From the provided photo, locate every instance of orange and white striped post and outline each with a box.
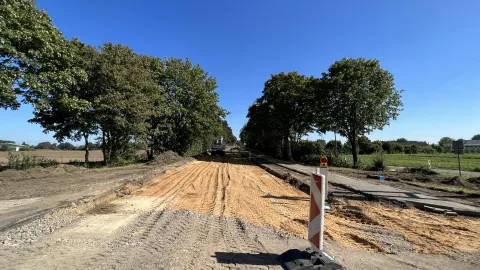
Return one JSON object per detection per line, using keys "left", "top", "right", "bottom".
{"left": 279, "top": 172, "right": 342, "bottom": 269}
{"left": 308, "top": 172, "right": 326, "bottom": 252}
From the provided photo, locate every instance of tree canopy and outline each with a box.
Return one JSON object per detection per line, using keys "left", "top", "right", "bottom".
{"left": 0, "top": 0, "right": 87, "bottom": 110}
{"left": 319, "top": 58, "right": 403, "bottom": 167}
{"left": 241, "top": 59, "right": 403, "bottom": 165}
{"left": 29, "top": 38, "right": 100, "bottom": 162}
{"left": 2, "top": 1, "right": 230, "bottom": 165}
{"left": 57, "top": 142, "right": 76, "bottom": 150}
{"left": 439, "top": 137, "right": 453, "bottom": 153}
{"left": 472, "top": 134, "right": 480, "bottom": 140}
{"left": 241, "top": 72, "right": 314, "bottom": 160}
{"left": 220, "top": 120, "right": 237, "bottom": 145}
{"left": 36, "top": 141, "right": 56, "bottom": 150}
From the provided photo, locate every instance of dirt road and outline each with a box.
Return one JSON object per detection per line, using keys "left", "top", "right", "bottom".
{"left": 1, "top": 157, "right": 479, "bottom": 269}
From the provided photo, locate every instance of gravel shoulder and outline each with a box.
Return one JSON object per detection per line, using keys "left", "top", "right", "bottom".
{"left": 0, "top": 158, "right": 191, "bottom": 231}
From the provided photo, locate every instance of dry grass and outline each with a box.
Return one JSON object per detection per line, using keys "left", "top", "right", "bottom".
{"left": 0, "top": 150, "right": 104, "bottom": 163}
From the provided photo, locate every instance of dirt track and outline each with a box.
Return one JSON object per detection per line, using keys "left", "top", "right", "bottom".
{"left": 1, "top": 157, "right": 479, "bottom": 269}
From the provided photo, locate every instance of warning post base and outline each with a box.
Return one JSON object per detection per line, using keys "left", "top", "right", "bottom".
{"left": 279, "top": 248, "right": 343, "bottom": 269}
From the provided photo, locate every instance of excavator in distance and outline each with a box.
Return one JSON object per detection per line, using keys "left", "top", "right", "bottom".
{"left": 210, "top": 137, "right": 226, "bottom": 156}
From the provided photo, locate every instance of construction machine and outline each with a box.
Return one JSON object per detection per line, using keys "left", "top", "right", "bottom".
{"left": 211, "top": 137, "right": 226, "bottom": 156}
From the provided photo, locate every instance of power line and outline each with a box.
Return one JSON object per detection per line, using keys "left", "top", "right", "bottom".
{"left": 431, "top": 55, "right": 480, "bottom": 91}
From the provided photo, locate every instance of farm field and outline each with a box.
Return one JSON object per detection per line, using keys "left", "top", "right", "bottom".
{"left": 0, "top": 150, "right": 104, "bottom": 163}
{"left": 341, "top": 153, "right": 480, "bottom": 172}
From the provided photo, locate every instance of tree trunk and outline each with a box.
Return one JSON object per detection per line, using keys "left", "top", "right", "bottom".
{"left": 84, "top": 134, "right": 89, "bottom": 165}
{"left": 107, "top": 132, "right": 113, "bottom": 164}
{"left": 101, "top": 130, "right": 108, "bottom": 165}
{"left": 147, "top": 149, "right": 153, "bottom": 161}
{"left": 147, "top": 136, "right": 155, "bottom": 161}
{"left": 350, "top": 133, "right": 359, "bottom": 168}
{"left": 283, "top": 133, "right": 292, "bottom": 161}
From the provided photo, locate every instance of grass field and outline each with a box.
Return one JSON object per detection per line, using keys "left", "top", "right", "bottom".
{"left": 340, "top": 153, "right": 480, "bottom": 172}
{"left": 0, "top": 150, "right": 104, "bottom": 163}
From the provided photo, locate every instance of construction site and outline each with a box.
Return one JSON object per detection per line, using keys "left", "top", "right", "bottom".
{"left": 1, "top": 150, "right": 479, "bottom": 270}
{"left": 3, "top": 1, "right": 480, "bottom": 269}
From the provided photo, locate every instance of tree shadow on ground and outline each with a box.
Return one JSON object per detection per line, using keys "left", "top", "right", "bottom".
{"left": 194, "top": 153, "right": 258, "bottom": 166}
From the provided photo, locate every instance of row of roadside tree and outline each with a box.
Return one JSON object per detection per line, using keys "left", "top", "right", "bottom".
{"left": 240, "top": 59, "right": 404, "bottom": 167}
{"left": 1, "top": 0, "right": 234, "bottom": 164}
{"left": 290, "top": 135, "right": 480, "bottom": 165}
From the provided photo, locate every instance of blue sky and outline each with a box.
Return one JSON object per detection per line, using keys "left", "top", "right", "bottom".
{"left": 1, "top": 0, "right": 480, "bottom": 145}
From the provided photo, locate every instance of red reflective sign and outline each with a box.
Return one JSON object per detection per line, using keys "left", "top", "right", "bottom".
{"left": 320, "top": 156, "right": 328, "bottom": 164}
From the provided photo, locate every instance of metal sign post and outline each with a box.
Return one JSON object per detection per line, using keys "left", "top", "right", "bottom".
{"left": 457, "top": 152, "right": 461, "bottom": 177}
{"left": 452, "top": 140, "right": 464, "bottom": 176}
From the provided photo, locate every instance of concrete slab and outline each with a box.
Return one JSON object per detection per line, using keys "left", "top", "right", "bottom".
{"left": 254, "top": 154, "right": 480, "bottom": 217}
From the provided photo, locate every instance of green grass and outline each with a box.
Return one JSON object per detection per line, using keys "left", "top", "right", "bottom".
{"left": 340, "top": 153, "right": 480, "bottom": 172}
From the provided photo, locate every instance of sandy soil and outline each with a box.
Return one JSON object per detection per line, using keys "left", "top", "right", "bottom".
{"left": 141, "top": 159, "right": 480, "bottom": 255}
{"left": 0, "top": 160, "right": 189, "bottom": 231}
{"left": 0, "top": 157, "right": 479, "bottom": 269}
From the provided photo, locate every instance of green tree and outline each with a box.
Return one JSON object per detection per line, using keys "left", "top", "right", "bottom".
{"left": 396, "top": 138, "right": 408, "bottom": 142}
{"left": 431, "top": 143, "right": 443, "bottom": 153}
{"left": 160, "top": 58, "right": 227, "bottom": 156}
{"left": 256, "top": 72, "right": 314, "bottom": 160}
{"left": 1, "top": 0, "right": 87, "bottom": 110}
{"left": 371, "top": 140, "right": 383, "bottom": 153}
{"left": 472, "top": 134, "right": 480, "bottom": 140}
{"left": 325, "top": 140, "right": 342, "bottom": 154}
{"left": 29, "top": 39, "right": 100, "bottom": 163}
{"left": 36, "top": 141, "right": 56, "bottom": 150}
{"left": 241, "top": 101, "right": 283, "bottom": 157}
{"left": 291, "top": 140, "right": 325, "bottom": 161}
{"left": 390, "top": 143, "right": 404, "bottom": 154}
{"left": 57, "top": 142, "right": 76, "bottom": 150}
{"left": 95, "top": 43, "right": 163, "bottom": 164}
{"left": 320, "top": 58, "right": 403, "bottom": 167}
{"left": 439, "top": 137, "right": 454, "bottom": 153}
{"left": 220, "top": 120, "right": 237, "bottom": 145}
{"left": 418, "top": 145, "right": 435, "bottom": 154}
{"left": 137, "top": 55, "right": 170, "bottom": 160}
{"left": 382, "top": 141, "right": 391, "bottom": 153}
{"left": 404, "top": 144, "right": 418, "bottom": 154}
{"left": 342, "top": 141, "right": 352, "bottom": 154}
{"left": 77, "top": 142, "right": 100, "bottom": 151}
{"left": 358, "top": 135, "right": 374, "bottom": 154}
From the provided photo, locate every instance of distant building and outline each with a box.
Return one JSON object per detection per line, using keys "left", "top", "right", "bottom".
{"left": 464, "top": 140, "right": 480, "bottom": 150}
{"left": 0, "top": 143, "right": 25, "bottom": 151}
